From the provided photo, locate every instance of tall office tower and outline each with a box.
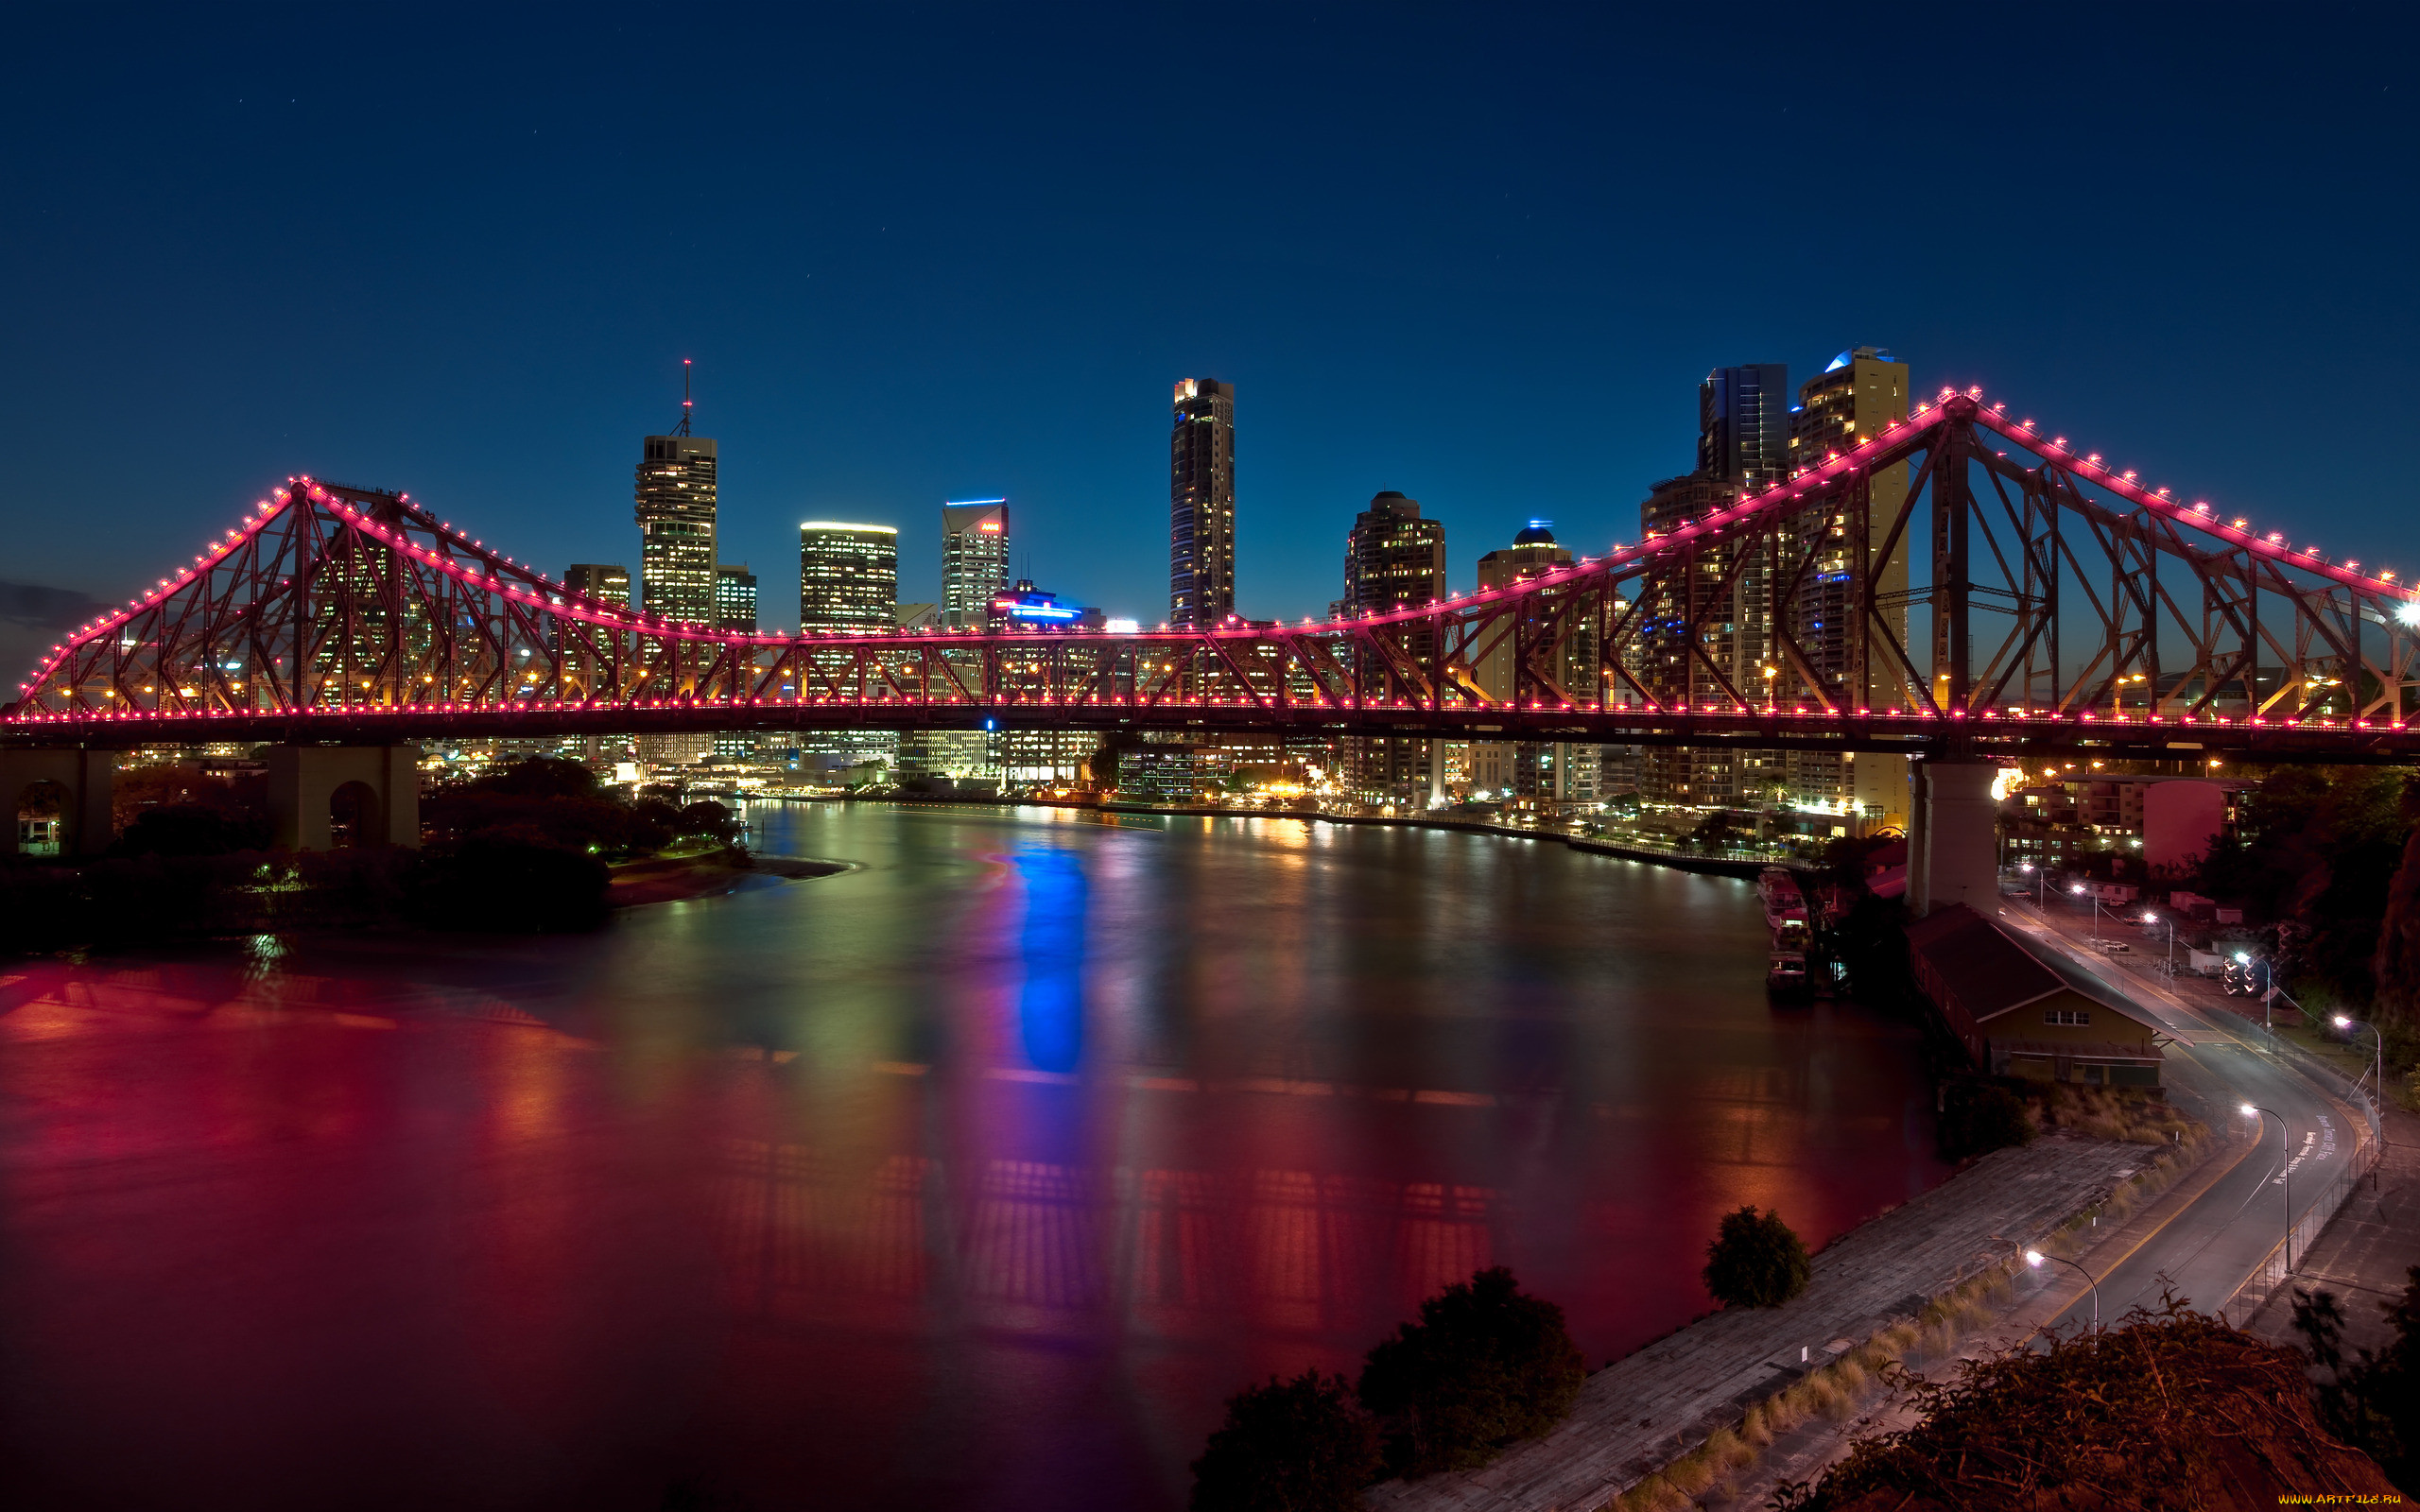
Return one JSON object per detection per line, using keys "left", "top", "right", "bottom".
{"left": 1473, "top": 522, "right": 1597, "bottom": 808}
{"left": 1700, "top": 364, "right": 1792, "bottom": 486}
{"left": 634, "top": 373, "right": 719, "bottom": 624}
{"left": 797, "top": 523, "right": 900, "bottom": 629}
{"left": 562, "top": 563, "right": 631, "bottom": 609}
{"left": 710, "top": 560, "right": 760, "bottom": 760}
{"left": 1341, "top": 491, "right": 1446, "bottom": 802}
{"left": 1783, "top": 347, "right": 1913, "bottom": 828}
{"left": 1169, "top": 378, "right": 1236, "bottom": 627}
{"left": 941, "top": 498, "right": 1011, "bottom": 628}
{"left": 715, "top": 564, "right": 758, "bottom": 632}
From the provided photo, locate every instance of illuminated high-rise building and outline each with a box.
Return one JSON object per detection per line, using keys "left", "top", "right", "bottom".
{"left": 1169, "top": 378, "right": 1236, "bottom": 627}
{"left": 1473, "top": 522, "right": 1596, "bottom": 807}
{"left": 1700, "top": 363, "right": 1791, "bottom": 487}
{"left": 1341, "top": 491, "right": 1445, "bottom": 802}
{"left": 562, "top": 563, "right": 630, "bottom": 610}
{"left": 942, "top": 498, "right": 1011, "bottom": 628}
{"left": 798, "top": 523, "right": 899, "bottom": 631}
{"left": 715, "top": 563, "right": 758, "bottom": 633}
{"left": 634, "top": 368, "right": 717, "bottom": 624}
{"left": 1784, "top": 346, "right": 1913, "bottom": 827}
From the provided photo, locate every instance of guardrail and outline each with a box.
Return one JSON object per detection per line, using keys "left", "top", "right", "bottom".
{"left": 2221, "top": 988, "right": 2384, "bottom": 1315}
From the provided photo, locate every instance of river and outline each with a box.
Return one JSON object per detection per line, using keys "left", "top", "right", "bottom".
{"left": 0, "top": 802, "right": 1950, "bottom": 1511}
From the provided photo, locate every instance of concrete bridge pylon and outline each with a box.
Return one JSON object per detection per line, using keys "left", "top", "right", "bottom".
{"left": 1908, "top": 759, "right": 2002, "bottom": 918}
{"left": 267, "top": 745, "right": 422, "bottom": 851}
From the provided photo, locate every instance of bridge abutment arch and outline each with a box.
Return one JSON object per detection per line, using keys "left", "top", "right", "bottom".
{"left": 267, "top": 746, "right": 421, "bottom": 850}
{"left": 2, "top": 748, "right": 116, "bottom": 856}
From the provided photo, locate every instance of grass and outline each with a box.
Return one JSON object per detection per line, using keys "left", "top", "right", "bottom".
{"left": 1596, "top": 1135, "right": 2213, "bottom": 1512}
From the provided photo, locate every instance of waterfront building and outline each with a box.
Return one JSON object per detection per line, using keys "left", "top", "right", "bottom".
{"left": 982, "top": 579, "right": 1104, "bottom": 632}
{"left": 1169, "top": 378, "right": 1236, "bottom": 627}
{"left": 1906, "top": 903, "right": 2164, "bottom": 1087}
{"left": 715, "top": 564, "right": 758, "bottom": 633}
{"left": 635, "top": 416, "right": 718, "bottom": 624}
{"left": 797, "top": 522, "right": 901, "bottom": 773}
{"left": 1118, "top": 743, "right": 1232, "bottom": 805}
{"left": 1472, "top": 521, "right": 1598, "bottom": 808}
{"left": 942, "top": 499, "right": 1011, "bottom": 629}
{"left": 896, "top": 602, "right": 942, "bottom": 630}
{"left": 1342, "top": 491, "right": 1445, "bottom": 803}
{"left": 797, "top": 523, "right": 899, "bottom": 630}
{"left": 562, "top": 563, "right": 631, "bottom": 610}
{"left": 1784, "top": 348, "right": 1913, "bottom": 820}
{"left": 1634, "top": 471, "right": 1777, "bottom": 808}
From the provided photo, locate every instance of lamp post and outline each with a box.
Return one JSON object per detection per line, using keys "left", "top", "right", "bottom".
{"left": 2141, "top": 911, "right": 2177, "bottom": 973}
{"left": 2026, "top": 1247, "right": 2102, "bottom": 1326}
{"left": 2070, "top": 882, "right": 2102, "bottom": 940}
{"left": 2242, "top": 1104, "right": 2293, "bottom": 1272}
{"left": 2333, "top": 1015, "right": 2385, "bottom": 1108}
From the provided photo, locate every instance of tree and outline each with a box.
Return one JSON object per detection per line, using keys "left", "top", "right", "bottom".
{"left": 1188, "top": 1371, "right": 1380, "bottom": 1512}
{"left": 2294, "top": 1265, "right": 2420, "bottom": 1493}
{"left": 1936, "top": 1082, "right": 2035, "bottom": 1160}
{"left": 413, "top": 825, "right": 610, "bottom": 932}
{"left": 110, "top": 802, "right": 268, "bottom": 857}
{"left": 1702, "top": 1205, "right": 1811, "bottom": 1309}
{"left": 472, "top": 755, "right": 601, "bottom": 799}
{"left": 1356, "top": 1267, "right": 1586, "bottom": 1477}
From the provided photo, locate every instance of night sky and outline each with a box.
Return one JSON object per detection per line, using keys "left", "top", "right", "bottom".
{"left": 3, "top": 4, "right": 2414, "bottom": 672}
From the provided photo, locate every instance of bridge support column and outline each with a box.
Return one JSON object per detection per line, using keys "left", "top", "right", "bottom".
{"left": 1, "top": 748, "right": 116, "bottom": 856}
{"left": 267, "top": 745, "right": 422, "bottom": 851}
{"left": 1908, "top": 760, "right": 2000, "bottom": 918}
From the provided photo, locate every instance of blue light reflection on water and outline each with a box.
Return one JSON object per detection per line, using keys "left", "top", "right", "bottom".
{"left": 1011, "top": 841, "right": 1087, "bottom": 1074}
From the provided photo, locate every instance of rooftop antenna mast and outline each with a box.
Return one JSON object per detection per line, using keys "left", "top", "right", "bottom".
{"left": 673, "top": 358, "right": 694, "bottom": 436}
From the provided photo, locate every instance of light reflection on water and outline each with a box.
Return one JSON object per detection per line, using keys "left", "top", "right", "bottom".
{"left": 0, "top": 803, "right": 1947, "bottom": 1512}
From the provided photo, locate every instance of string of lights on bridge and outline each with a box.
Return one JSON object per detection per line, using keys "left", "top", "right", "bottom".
{"left": 13, "top": 385, "right": 2420, "bottom": 732}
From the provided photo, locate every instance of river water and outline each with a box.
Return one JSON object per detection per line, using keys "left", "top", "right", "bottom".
{"left": 0, "top": 803, "right": 1949, "bottom": 1511}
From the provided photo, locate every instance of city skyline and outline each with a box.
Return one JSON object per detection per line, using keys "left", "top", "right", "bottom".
{"left": 5, "top": 6, "right": 2412, "bottom": 685}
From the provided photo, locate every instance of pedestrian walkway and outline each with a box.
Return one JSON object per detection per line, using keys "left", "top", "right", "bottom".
{"left": 1365, "top": 1134, "right": 2155, "bottom": 1512}
{"left": 2241, "top": 1096, "right": 2420, "bottom": 1358}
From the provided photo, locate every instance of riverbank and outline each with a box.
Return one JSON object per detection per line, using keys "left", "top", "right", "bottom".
{"left": 606, "top": 850, "right": 849, "bottom": 907}
{"left": 752, "top": 792, "right": 1791, "bottom": 879}
{"left": 1366, "top": 1129, "right": 2207, "bottom": 1512}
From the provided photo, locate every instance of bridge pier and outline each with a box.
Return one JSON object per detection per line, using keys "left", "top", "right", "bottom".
{"left": 267, "top": 745, "right": 422, "bottom": 850}
{"left": 1907, "top": 760, "right": 2000, "bottom": 917}
{"left": 2, "top": 748, "right": 116, "bottom": 856}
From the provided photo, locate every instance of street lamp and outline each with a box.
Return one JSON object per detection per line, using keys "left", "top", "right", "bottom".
{"left": 2141, "top": 911, "right": 2177, "bottom": 973}
{"left": 2070, "top": 882, "right": 2102, "bottom": 939}
{"left": 2241, "top": 1104, "right": 2293, "bottom": 1272}
{"left": 1762, "top": 663, "right": 1778, "bottom": 713}
{"left": 2333, "top": 1014, "right": 2386, "bottom": 1108}
{"left": 2026, "top": 1247, "right": 2101, "bottom": 1326}
{"left": 2019, "top": 861, "right": 2047, "bottom": 908}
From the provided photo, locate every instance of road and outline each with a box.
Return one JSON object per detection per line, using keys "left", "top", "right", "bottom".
{"left": 1992, "top": 895, "right": 2373, "bottom": 1332}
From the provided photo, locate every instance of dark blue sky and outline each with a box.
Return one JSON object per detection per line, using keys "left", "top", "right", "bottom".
{"left": 4, "top": 4, "right": 2414, "bottom": 660}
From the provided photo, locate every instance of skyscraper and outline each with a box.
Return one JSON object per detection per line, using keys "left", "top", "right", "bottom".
{"left": 715, "top": 563, "right": 758, "bottom": 633}
{"left": 562, "top": 563, "right": 631, "bottom": 609}
{"left": 942, "top": 498, "right": 1011, "bottom": 629}
{"left": 1473, "top": 522, "right": 1597, "bottom": 807}
{"left": 1699, "top": 364, "right": 1791, "bottom": 486}
{"left": 1169, "top": 378, "right": 1236, "bottom": 627}
{"left": 1784, "top": 346, "right": 1913, "bottom": 827}
{"left": 634, "top": 370, "right": 718, "bottom": 624}
{"left": 1342, "top": 491, "right": 1445, "bottom": 802}
{"left": 798, "top": 523, "right": 899, "bottom": 630}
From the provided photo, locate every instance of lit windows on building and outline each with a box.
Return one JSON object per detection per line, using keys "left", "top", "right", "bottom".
{"left": 715, "top": 563, "right": 757, "bottom": 633}
{"left": 635, "top": 434, "right": 718, "bottom": 624}
{"left": 942, "top": 499, "right": 1011, "bottom": 629}
{"left": 1170, "top": 378, "right": 1236, "bottom": 627}
{"left": 797, "top": 523, "right": 899, "bottom": 631}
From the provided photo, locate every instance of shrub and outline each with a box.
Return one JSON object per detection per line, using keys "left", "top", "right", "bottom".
{"left": 1937, "top": 1081, "right": 2035, "bottom": 1160}
{"left": 1703, "top": 1206, "right": 1812, "bottom": 1309}
{"left": 1356, "top": 1266, "right": 1586, "bottom": 1477}
{"left": 2295, "top": 1264, "right": 2420, "bottom": 1493}
{"left": 1188, "top": 1370, "right": 1379, "bottom": 1512}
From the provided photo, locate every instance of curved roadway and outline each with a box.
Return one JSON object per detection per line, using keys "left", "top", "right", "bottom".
{"left": 1993, "top": 899, "right": 2371, "bottom": 1332}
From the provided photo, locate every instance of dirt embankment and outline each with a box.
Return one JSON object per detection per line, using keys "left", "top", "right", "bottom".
{"left": 607, "top": 850, "right": 847, "bottom": 907}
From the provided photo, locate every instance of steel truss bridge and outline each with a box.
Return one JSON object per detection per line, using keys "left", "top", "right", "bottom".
{"left": 9, "top": 392, "right": 2420, "bottom": 765}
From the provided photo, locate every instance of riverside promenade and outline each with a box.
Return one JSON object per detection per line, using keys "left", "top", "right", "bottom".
{"left": 1364, "top": 1132, "right": 2162, "bottom": 1512}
